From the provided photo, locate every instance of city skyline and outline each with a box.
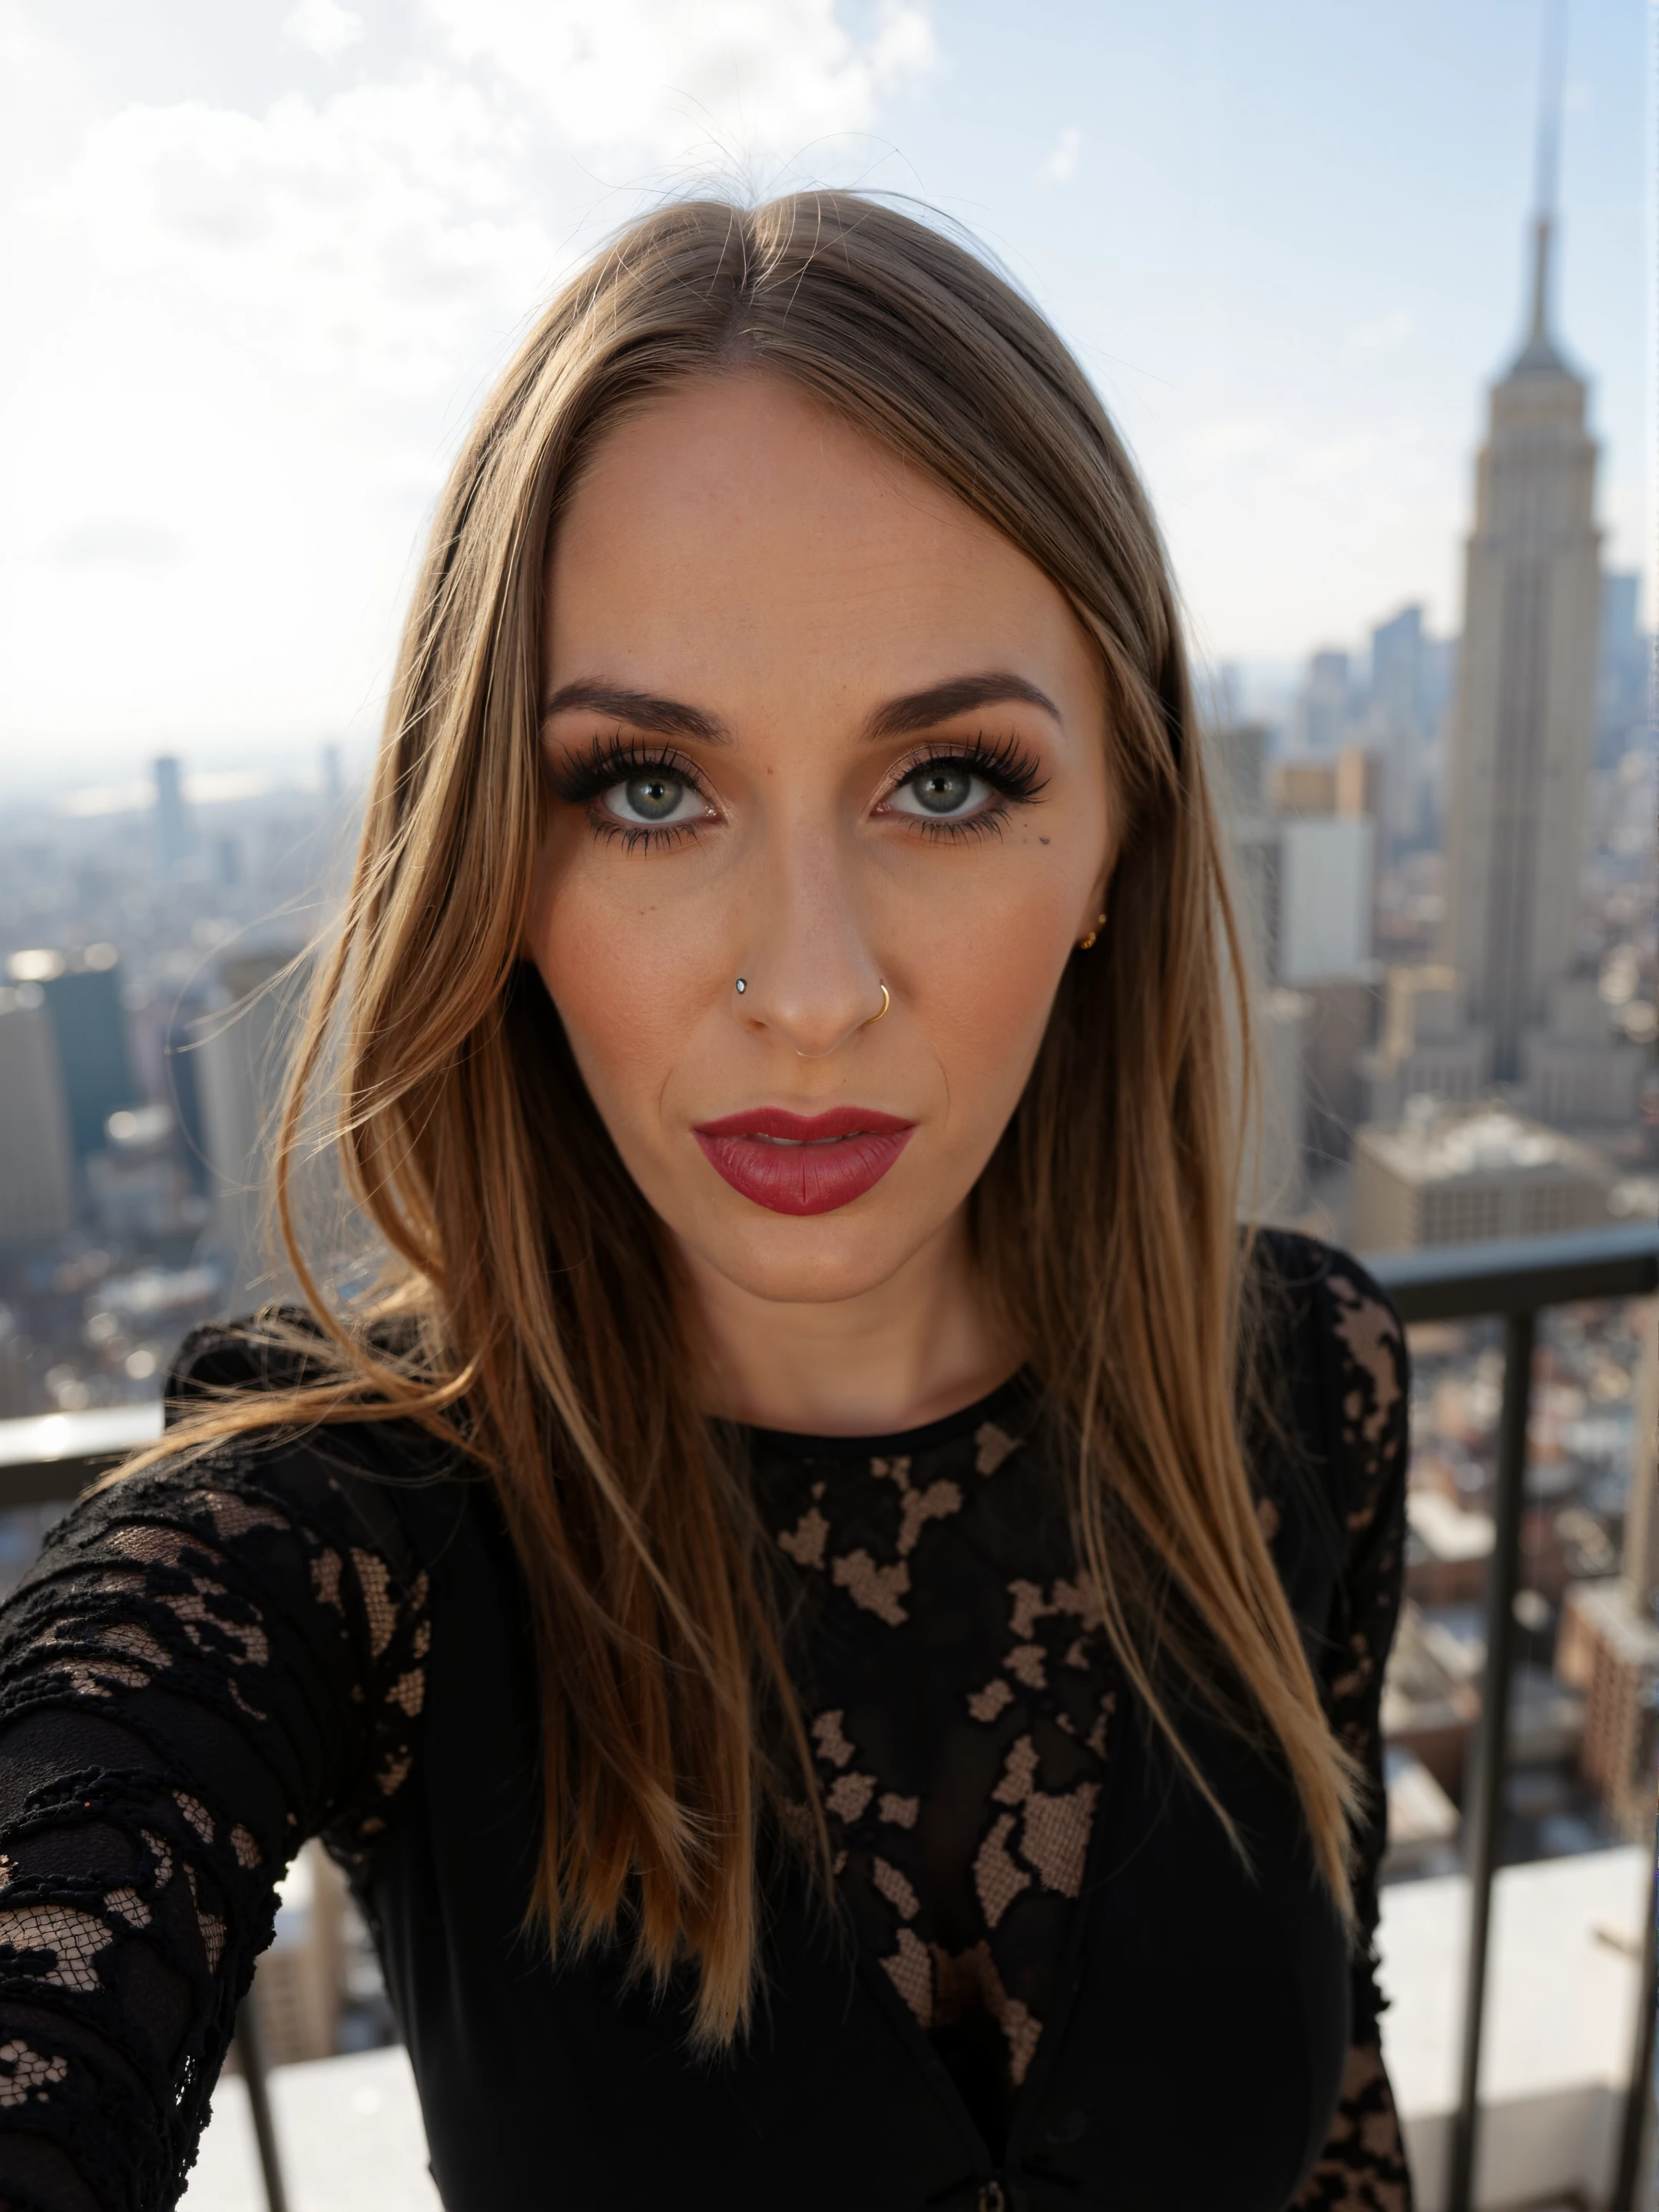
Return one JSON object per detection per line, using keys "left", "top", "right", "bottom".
{"left": 0, "top": 0, "right": 1648, "bottom": 790}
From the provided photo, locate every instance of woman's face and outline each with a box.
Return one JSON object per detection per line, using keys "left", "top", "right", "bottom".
{"left": 527, "top": 372, "right": 1112, "bottom": 1312}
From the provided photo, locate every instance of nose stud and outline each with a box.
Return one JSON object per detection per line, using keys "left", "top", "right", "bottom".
{"left": 735, "top": 979, "right": 747, "bottom": 995}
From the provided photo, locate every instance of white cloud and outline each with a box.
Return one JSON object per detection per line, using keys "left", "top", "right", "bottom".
{"left": 425, "top": 0, "right": 938, "bottom": 164}
{"left": 0, "top": 3, "right": 936, "bottom": 770}
{"left": 2, "top": 67, "right": 564, "bottom": 754}
{"left": 283, "top": 0, "right": 366, "bottom": 61}
{"left": 1041, "top": 124, "right": 1081, "bottom": 184}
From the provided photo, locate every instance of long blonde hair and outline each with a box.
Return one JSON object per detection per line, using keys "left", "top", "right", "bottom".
{"left": 140, "top": 193, "right": 1356, "bottom": 2045}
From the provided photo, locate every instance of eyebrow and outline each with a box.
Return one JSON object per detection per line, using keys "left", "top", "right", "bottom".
{"left": 540, "top": 682, "right": 730, "bottom": 743}
{"left": 538, "top": 670, "right": 1061, "bottom": 747}
{"left": 862, "top": 672, "right": 1062, "bottom": 740}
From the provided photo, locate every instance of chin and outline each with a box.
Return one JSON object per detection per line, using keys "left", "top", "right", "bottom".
{"left": 700, "top": 1212, "right": 932, "bottom": 1308}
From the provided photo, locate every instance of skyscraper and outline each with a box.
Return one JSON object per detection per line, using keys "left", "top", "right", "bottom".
{"left": 153, "top": 755, "right": 194, "bottom": 879}
{"left": 1369, "top": 604, "right": 1429, "bottom": 856}
{"left": 1295, "top": 651, "right": 1352, "bottom": 756}
{"left": 194, "top": 949, "right": 313, "bottom": 1313}
{"left": 1440, "top": 114, "right": 1601, "bottom": 1081}
{"left": 0, "top": 985, "right": 76, "bottom": 1248}
{"left": 5, "top": 945, "right": 138, "bottom": 1161}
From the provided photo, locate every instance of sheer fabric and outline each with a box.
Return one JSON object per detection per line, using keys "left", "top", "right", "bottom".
{"left": 0, "top": 1244, "right": 1412, "bottom": 2210}
{"left": 752, "top": 1250, "right": 1412, "bottom": 2201}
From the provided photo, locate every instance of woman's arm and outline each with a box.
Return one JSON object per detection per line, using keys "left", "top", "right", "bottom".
{"left": 1291, "top": 1258, "right": 1415, "bottom": 2212}
{"left": 0, "top": 1435, "right": 428, "bottom": 2212}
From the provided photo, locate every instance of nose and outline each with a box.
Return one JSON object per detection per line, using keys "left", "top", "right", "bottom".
{"left": 736, "top": 829, "right": 886, "bottom": 1059}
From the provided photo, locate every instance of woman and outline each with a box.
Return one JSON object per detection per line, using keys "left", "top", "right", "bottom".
{"left": 0, "top": 194, "right": 1412, "bottom": 2212}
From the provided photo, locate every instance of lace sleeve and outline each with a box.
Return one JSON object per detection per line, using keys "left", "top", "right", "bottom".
{"left": 1291, "top": 1258, "right": 1414, "bottom": 2210}
{"left": 0, "top": 1431, "right": 429, "bottom": 2212}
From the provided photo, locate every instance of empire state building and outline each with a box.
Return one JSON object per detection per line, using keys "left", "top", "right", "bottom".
{"left": 1440, "top": 155, "right": 1602, "bottom": 1081}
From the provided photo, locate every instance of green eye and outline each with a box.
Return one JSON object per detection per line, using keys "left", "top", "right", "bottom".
{"left": 605, "top": 770, "right": 703, "bottom": 827}
{"left": 624, "top": 773, "right": 683, "bottom": 820}
{"left": 890, "top": 763, "right": 988, "bottom": 818}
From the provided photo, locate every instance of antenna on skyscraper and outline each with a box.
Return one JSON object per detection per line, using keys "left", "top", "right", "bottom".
{"left": 1528, "top": 0, "right": 1566, "bottom": 343}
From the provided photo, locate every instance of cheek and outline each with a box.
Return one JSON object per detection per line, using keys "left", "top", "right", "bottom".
{"left": 525, "top": 843, "right": 725, "bottom": 1151}
{"left": 909, "top": 872, "right": 1080, "bottom": 1137}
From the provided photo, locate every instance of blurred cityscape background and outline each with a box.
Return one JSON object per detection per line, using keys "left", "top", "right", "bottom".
{"left": 0, "top": 1, "right": 1652, "bottom": 2206}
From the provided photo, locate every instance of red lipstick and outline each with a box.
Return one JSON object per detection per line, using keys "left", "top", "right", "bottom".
{"left": 693, "top": 1106, "right": 915, "bottom": 1217}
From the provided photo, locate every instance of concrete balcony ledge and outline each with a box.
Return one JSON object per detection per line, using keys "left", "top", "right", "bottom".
{"left": 183, "top": 2043, "right": 439, "bottom": 2212}
{"left": 1379, "top": 1844, "right": 1650, "bottom": 2212}
{"left": 181, "top": 1846, "right": 1651, "bottom": 2212}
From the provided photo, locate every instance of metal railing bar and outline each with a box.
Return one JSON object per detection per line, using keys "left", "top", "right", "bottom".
{"left": 0, "top": 1403, "right": 163, "bottom": 1509}
{"left": 0, "top": 1457, "right": 123, "bottom": 1510}
{"left": 1611, "top": 1832, "right": 1658, "bottom": 2210}
{"left": 233, "top": 1989, "right": 290, "bottom": 2212}
{"left": 1361, "top": 1221, "right": 1659, "bottom": 2208}
{"left": 1365, "top": 1220, "right": 1659, "bottom": 1322}
{"left": 1445, "top": 1308, "right": 1535, "bottom": 2212}
{"left": 0, "top": 1404, "right": 163, "bottom": 1471}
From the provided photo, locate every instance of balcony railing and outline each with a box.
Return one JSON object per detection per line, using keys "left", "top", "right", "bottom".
{"left": 1, "top": 1220, "right": 1657, "bottom": 2212}
{"left": 1367, "top": 1220, "right": 1659, "bottom": 2212}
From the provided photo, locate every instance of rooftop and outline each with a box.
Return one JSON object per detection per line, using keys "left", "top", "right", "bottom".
{"left": 1360, "top": 1106, "right": 1611, "bottom": 1189}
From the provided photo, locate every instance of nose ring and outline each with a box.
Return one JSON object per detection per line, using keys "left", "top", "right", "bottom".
{"left": 737, "top": 976, "right": 888, "bottom": 1022}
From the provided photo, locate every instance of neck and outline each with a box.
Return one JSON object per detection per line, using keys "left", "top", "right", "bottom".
{"left": 680, "top": 1208, "right": 1017, "bottom": 1436}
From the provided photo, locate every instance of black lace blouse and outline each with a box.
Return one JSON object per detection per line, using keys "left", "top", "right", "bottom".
{"left": 0, "top": 1233, "right": 1412, "bottom": 2211}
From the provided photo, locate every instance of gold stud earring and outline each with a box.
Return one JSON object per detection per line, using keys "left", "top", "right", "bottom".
{"left": 1077, "top": 912, "right": 1107, "bottom": 952}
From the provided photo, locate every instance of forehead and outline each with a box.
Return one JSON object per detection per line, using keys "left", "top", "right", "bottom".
{"left": 545, "top": 372, "right": 1096, "bottom": 707}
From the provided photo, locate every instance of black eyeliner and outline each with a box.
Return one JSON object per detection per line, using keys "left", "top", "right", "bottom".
{"left": 888, "top": 730, "right": 1049, "bottom": 804}
{"left": 545, "top": 732, "right": 707, "bottom": 808}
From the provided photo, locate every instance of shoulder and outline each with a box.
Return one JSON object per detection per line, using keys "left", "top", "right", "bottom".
{"left": 151, "top": 1311, "right": 472, "bottom": 1564}
{"left": 167, "top": 1307, "right": 419, "bottom": 1411}
{"left": 1247, "top": 1229, "right": 1406, "bottom": 1390}
{"left": 1243, "top": 1230, "right": 1409, "bottom": 1556}
{"left": 166, "top": 1310, "right": 449, "bottom": 1462}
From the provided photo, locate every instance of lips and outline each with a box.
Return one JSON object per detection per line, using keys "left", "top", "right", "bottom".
{"left": 693, "top": 1105, "right": 916, "bottom": 1217}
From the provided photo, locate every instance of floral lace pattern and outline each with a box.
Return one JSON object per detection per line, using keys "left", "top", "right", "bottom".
{"left": 1314, "top": 1263, "right": 1412, "bottom": 2057}
{"left": 0, "top": 1239, "right": 1412, "bottom": 2207}
{"left": 0, "top": 1436, "right": 429, "bottom": 2212}
{"left": 759, "top": 1240, "right": 1413, "bottom": 2190}
{"left": 1290, "top": 2043, "right": 1415, "bottom": 2211}
{"left": 757, "top": 1399, "right": 1117, "bottom": 2143}
{"left": 1280, "top": 1247, "right": 1414, "bottom": 2208}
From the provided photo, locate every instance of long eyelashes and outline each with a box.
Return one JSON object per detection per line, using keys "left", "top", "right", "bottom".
{"left": 886, "top": 731, "right": 1048, "bottom": 806}
{"left": 544, "top": 728, "right": 1048, "bottom": 850}
{"left": 879, "top": 733, "right": 1049, "bottom": 826}
{"left": 873, "top": 732, "right": 1049, "bottom": 845}
{"left": 544, "top": 733, "right": 709, "bottom": 810}
{"left": 544, "top": 734, "right": 713, "bottom": 852}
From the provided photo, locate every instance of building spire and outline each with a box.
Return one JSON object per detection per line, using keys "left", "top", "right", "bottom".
{"left": 1509, "top": 0, "right": 1569, "bottom": 375}
{"left": 1529, "top": 0, "right": 1563, "bottom": 337}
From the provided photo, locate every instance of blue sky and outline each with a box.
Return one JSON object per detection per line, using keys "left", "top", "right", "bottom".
{"left": 0, "top": 0, "right": 1647, "bottom": 789}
